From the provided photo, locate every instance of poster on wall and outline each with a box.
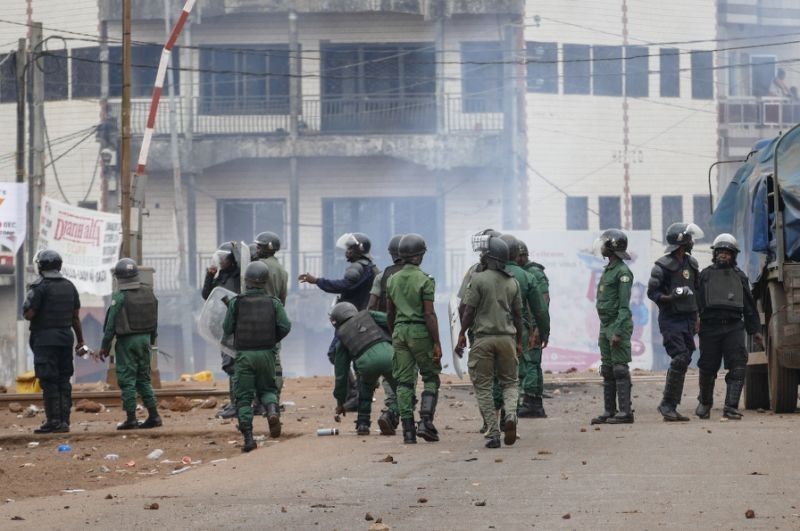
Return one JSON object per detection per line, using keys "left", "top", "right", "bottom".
{"left": 37, "top": 196, "right": 122, "bottom": 295}
{"left": 502, "top": 230, "right": 654, "bottom": 371}
{"left": 0, "top": 183, "right": 28, "bottom": 265}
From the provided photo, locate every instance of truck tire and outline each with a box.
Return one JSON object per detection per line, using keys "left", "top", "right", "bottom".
{"left": 768, "top": 327, "right": 799, "bottom": 413}
{"left": 744, "top": 364, "right": 770, "bottom": 410}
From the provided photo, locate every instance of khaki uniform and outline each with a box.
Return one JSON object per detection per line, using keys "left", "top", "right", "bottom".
{"left": 596, "top": 260, "right": 634, "bottom": 365}
{"left": 463, "top": 268, "right": 523, "bottom": 439}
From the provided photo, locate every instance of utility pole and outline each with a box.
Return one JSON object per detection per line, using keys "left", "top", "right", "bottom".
{"left": 120, "top": 0, "right": 133, "bottom": 258}
{"left": 288, "top": 9, "right": 300, "bottom": 289}
{"left": 30, "top": 23, "right": 44, "bottom": 253}
{"left": 501, "top": 13, "right": 526, "bottom": 230}
{"left": 434, "top": 0, "right": 447, "bottom": 282}
{"left": 15, "top": 38, "right": 27, "bottom": 376}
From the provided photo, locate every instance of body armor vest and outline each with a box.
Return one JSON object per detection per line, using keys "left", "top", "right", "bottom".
{"left": 337, "top": 310, "right": 389, "bottom": 358}
{"left": 234, "top": 294, "right": 277, "bottom": 350}
{"left": 115, "top": 287, "right": 158, "bottom": 336}
{"left": 656, "top": 255, "right": 699, "bottom": 314}
{"left": 704, "top": 267, "right": 744, "bottom": 311}
{"left": 339, "top": 259, "right": 376, "bottom": 310}
{"left": 31, "top": 278, "right": 74, "bottom": 330}
{"left": 377, "top": 263, "right": 404, "bottom": 312}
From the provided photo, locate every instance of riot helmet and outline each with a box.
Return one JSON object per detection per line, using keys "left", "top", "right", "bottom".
{"left": 213, "top": 241, "right": 237, "bottom": 270}
{"left": 244, "top": 261, "right": 269, "bottom": 288}
{"left": 711, "top": 233, "right": 739, "bottom": 265}
{"left": 398, "top": 233, "right": 427, "bottom": 261}
{"left": 596, "top": 229, "right": 631, "bottom": 260}
{"left": 482, "top": 236, "right": 509, "bottom": 270}
{"left": 329, "top": 302, "right": 358, "bottom": 328}
{"left": 114, "top": 258, "right": 139, "bottom": 279}
{"left": 336, "top": 232, "right": 372, "bottom": 258}
{"left": 387, "top": 234, "right": 403, "bottom": 263}
{"left": 35, "top": 249, "right": 63, "bottom": 273}
{"left": 254, "top": 231, "right": 281, "bottom": 255}
{"left": 498, "top": 234, "right": 520, "bottom": 261}
{"left": 470, "top": 228, "right": 502, "bottom": 252}
{"left": 518, "top": 240, "right": 529, "bottom": 259}
{"left": 665, "top": 222, "right": 704, "bottom": 253}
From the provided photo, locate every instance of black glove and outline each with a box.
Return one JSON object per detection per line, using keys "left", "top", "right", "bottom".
{"left": 671, "top": 286, "right": 694, "bottom": 298}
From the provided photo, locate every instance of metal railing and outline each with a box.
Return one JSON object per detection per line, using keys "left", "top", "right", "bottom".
{"left": 719, "top": 96, "right": 800, "bottom": 128}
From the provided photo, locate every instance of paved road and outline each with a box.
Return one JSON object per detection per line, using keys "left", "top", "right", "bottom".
{"left": 2, "top": 376, "right": 799, "bottom": 530}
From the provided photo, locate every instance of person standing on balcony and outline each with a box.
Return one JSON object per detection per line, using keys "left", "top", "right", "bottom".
{"left": 202, "top": 241, "right": 241, "bottom": 419}
{"left": 769, "top": 68, "right": 791, "bottom": 98}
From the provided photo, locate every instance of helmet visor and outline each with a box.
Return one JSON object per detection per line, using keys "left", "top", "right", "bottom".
{"left": 212, "top": 250, "right": 230, "bottom": 269}
{"left": 336, "top": 233, "right": 360, "bottom": 251}
{"left": 683, "top": 222, "right": 705, "bottom": 242}
{"left": 471, "top": 233, "right": 491, "bottom": 253}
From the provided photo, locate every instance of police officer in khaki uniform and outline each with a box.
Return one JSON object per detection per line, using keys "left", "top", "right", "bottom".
{"left": 386, "top": 233, "right": 443, "bottom": 444}
{"left": 457, "top": 236, "right": 524, "bottom": 449}
{"left": 591, "top": 229, "right": 635, "bottom": 425}
{"left": 368, "top": 234, "right": 404, "bottom": 312}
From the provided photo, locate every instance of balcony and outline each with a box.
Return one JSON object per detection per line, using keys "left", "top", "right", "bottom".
{"left": 719, "top": 97, "right": 800, "bottom": 129}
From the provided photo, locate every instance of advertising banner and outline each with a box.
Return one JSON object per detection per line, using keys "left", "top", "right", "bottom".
{"left": 37, "top": 197, "right": 122, "bottom": 295}
{"left": 0, "top": 182, "right": 28, "bottom": 255}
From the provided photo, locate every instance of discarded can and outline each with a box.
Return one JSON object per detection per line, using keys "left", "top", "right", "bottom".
{"left": 146, "top": 449, "right": 164, "bottom": 460}
{"left": 181, "top": 456, "right": 192, "bottom": 465}
{"left": 27, "top": 442, "right": 39, "bottom": 449}
{"left": 104, "top": 453, "right": 119, "bottom": 461}
{"left": 57, "top": 444, "right": 72, "bottom": 453}
{"left": 316, "top": 428, "right": 339, "bottom": 436}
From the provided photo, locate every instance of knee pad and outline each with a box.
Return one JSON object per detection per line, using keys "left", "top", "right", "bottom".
{"left": 727, "top": 366, "right": 746, "bottom": 382}
{"left": 670, "top": 353, "right": 691, "bottom": 373}
{"left": 612, "top": 364, "right": 630, "bottom": 380}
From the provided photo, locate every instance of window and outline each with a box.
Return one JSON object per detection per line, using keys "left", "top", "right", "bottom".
{"left": 217, "top": 199, "right": 286, "bottom": 248}
{"left": 625, "top": 45, "right": 649, "bottom": 97}
{"left": 110, "top": 45, "right": 179, "bottom": 98}
{"left": 661, "top": 196, "right": 683, "bottom": 241}
{"left": 43, "top": 50, "right": 68, "bottom": 101}
{"left": 632, "top": 195, "right": 651, "bottom": 230}
{"left": 691, "top": 50, "right": 713, "bottom": 100}
{"left": 599, "top": 196, "right": 621, "bottom": 229}
{"left": 693, "top": 195, "right": 712, "bottom": 239}
{"left": 72, "top": 47, "right": 100, "bottom": 98}
{"left": 751, "top": 55, "right": 776, "bottom": 97}
{"left": 563, "top": 44, "right": 590, "bottom": 94}
{"left": 0, "top": 53, "right": 17, "bottom": 103}
{"left": 593, "top": 45, "right": 622, "bottom": 97}
{"left": 527, "top": 41, "right": 557, "bottom": 93}
{"left": 200, "top": 45, "right": 288, "bottom": 114}
{"left": 461, "top": 41, "right": 503, "bottom": 112}
{"left": 660, "top": 48, "right": 680, "bottom": 97}
{"left": 566, "top": 196, "right": 588, "bottom": 230}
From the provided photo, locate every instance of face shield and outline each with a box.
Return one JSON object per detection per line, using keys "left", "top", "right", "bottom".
{"left": 336, "top": 233, "right": 360, "bottom": 251}
{"left": 683, "top": 223, "right": 705, "bottom": 242}
{"left": 471, "top": 233, "right": 492, "bottom": 253}
{"left": 212, "top": 250, "right": 231, "bottom": 270}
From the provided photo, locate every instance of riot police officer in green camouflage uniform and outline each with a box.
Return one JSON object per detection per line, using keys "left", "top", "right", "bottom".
{"left": 368, "top": 234, "right": 404, "bottom": 312}
{"left": 98, "top": 259, "right": 162, "bottom": 430}
{"left": 329, "top": 302, "right": 399, "bottom": 435}
{"left": 517, "top": 239, "right": 551, "bottom": 417}
{"left": 456, "top": 236, "right": 524, "bottom": 448}
{"left": 591, "top": 229, "right": 635, "bottom": 425}
{"left": 386, "top": 233, "right": 443, "bottom": 444}
{"left": 223, "top": 261, "right": 291, "bottom": 452}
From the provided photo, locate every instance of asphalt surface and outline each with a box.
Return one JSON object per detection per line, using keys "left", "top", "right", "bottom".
{"left": 1, "top": 375, "right": 799, "bottom": 530}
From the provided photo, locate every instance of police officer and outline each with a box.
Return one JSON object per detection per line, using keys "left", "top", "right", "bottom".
{"left": 329, "top": 302, "right": 399, "bottom": 435}
{"left": 456, "top": 236, "right": 524, "bottom": 448}
{"left": 223, "top": 261, "right": 291, "bottom": 452}
{"left": 202, "top": 242, "right": 241, "bottom": 419}
{"left": 457, "top": 229, "right": 502, "bottom": 313}
{"left": 23, "top": 250, "right": 85, "bottom": 434}
{"left": 647, "top": 222, "right": 703, "bottom": 422}
{"left": 591, "top": 229, "right": 635, "bottom": 425}
{"left": 386, "top": 233, "right": 443, "bottom": 444}
{"left": 368, "top": 234, "right": 404, "bottom": 312}
{"left": 517, "top": 239, "right": 551, "bottom": 417}
{"left": 494, "top": 234, "right": 550, "bottom": 421}
{"left": 98, "top": 259, "right": 162, "bottom": 430}
{"left": 695, "top": 234, "right": 762, "bottom": 420}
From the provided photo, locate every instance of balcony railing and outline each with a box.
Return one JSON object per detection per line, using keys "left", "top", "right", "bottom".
{"left": 111, "top": 94, "right": 503, "bottom": 137}
{"left": 719, "top": 97, "right": 800, "bottom": 128}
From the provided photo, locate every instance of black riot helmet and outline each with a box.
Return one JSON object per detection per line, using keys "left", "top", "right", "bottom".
{"left": 244, "top": 261, "right": 269, "bottom": 288}
{"left": 35, "top": 249, "right": 63, "bottom": 272}
{"left": 517, "top": 240, "right": 529, "bottom": 259}
{"left": 215, "top": 241, "right": 238, "bottom": 268}
{"left": 398, "top": 233, "right": 427, "bottom": 260}
{"left": 114, "top": 257, "right": 139, "bottom": 279}
{"left": 596, "top": 229, "right": 631, "bottom": 260}
{"left": 387, "top": 234, "right": 403, "bottom": 263}
{"left": 665, "top": 222, "right": 704, "bottom": 254}
{"left": 254, "top": 231, "right": 281, "bottom": 254}
{"left": 485, "top": 236, "right": 510, "bottom": 268}
{"left": 471, "top": 228, "right": 502, "bottom": 252}
{"left": 336, "top": 232, "right": 371, "bottom": 258}
{"left": 329, "top": 302, "right": 358, "bottom": 328}
{"left": 711, "top": 233, "right": 739, "bottom": 264}
{"left": 498, "top": 234, "right": 520, "bottom": 261}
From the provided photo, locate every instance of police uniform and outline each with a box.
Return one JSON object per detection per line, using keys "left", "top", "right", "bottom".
{"left": 24, "top": 272, "right": 81, "bottom": 433}
{"left": 463, "top": 267, "right": 523, "bottom": 443}
{"left": 333, "top": 310, "right": 398, "bottom": 432}
{"left": 202, "top": 265, "right": 241, "bottom": 378}
{"left": 259, "top": 254, "right": 289, "bottom": 399}
{"left": 370, "top": 262, "right": 404, "bottom": 313}
{"left": 596, "top": 258, "right": 635, "bottom": 423}
{"left": 223, "top": 287, "right": 291, "bottom": 438}
{"left": 387, "top": 264, "right": 441, "bottom": 425}
{"left": 524, "top": 262, "right": 550, "bottom": 394}
{"left": 318, "top": 257, "right": 378, "bottom": 311}
{"left": 696, "top": 263, "right": 759, "bottom": 418}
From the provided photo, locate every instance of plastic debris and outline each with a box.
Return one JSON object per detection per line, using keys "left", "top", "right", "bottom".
{"left": 170, "top": 466, "right": 191, "bottom": 475}
{"left": 146, "top": 449, "right": 164, "bottom": 460}
{"left": 27, "top": 442, "right": 39, "bottom": 449}
{"left": 57, "top": 444, "right": 72, "bottom": 453}
{"left": 104, "top": 454, "right": 119, "bottom": 461}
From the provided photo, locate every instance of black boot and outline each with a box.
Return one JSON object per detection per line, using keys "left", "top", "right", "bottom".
{"left": 252, "top": 398, "right": 267, "bottom": 417}
{"left": 530, "top": 396, "right": 547, "bottom": 418}
{"left": 723, "top": 367, "right": 746, "bottom": 420}
{"left": 658, "top": 368, "right": 690, "bottom": 421}
{"left": 607, "top": 364, "right": 634, "bottom": 424}
{"left": 499, "top": 408, "right": 507, "bottom": 432}
{"left": 402, "top": 417, "right": 417, "bottom": 444}
{"left": 34, "top": 392, "right": 61, "bottom": 434}
{"left": 116, "top": 410, "right": 140, "bottom": 430}
{"left": 216, "top": 379, "right": 237, "bottom": 419}
{"left": 695, "top": 371, "right": 716, "bottom": 419}
{"left": 504, "top": 414, "right": 518, "bottom": 446}
{"left": 240, "top": 423, "right": 257, "bottom": 453}
{"left": 416, "top": 391, "right": 440, "bottom": 442}
{"left": 517, "top": 394, "right": 537, "bottom": 418}
{"left": 54, "top": 388, "right": 71, "bottom": 433}
{"left": 356, "top": 420, "right": 370, "bottom": 436}
{"left": 266, "top": 402, "right": 281, "bottom": 437}
{"left": 140, "top": 406, "right": 163, "bottom": 429}
{"left": 592, "top": 366, "right": 617, "bottom": 425}
{"left": 377, "top": 409, "right": 398, "bottom": 436}
{"left": 485, "top": 436, "right": 501, "bottom": 449}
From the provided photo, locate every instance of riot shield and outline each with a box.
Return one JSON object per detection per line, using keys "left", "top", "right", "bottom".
{"left": 238, "top": 240, "right": 250, "bottom": 294}
{"left": 448, "top": 294, "right": 465, "bottom": 379}
{"left": 197, "top": 286, "right": 237, "bottom": 357}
